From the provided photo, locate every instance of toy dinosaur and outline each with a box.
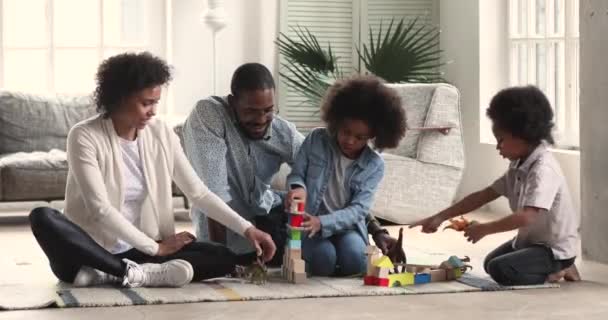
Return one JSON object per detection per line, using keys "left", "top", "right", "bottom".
{"left": 234, "top": 258, "right": 268, "bottom": 285}
{"left": 443, "top": 216, "right": 477, "bottom": 231}
{"left": 386, "top": 227, "right": 407, "bottom": 273}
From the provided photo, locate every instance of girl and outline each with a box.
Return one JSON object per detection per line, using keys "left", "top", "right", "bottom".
{"left": 285, "top": 75, "right": 406, "bottom": 276}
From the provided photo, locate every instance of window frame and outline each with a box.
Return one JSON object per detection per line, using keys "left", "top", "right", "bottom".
{"left": 508, "top": 0, "right": 579, "bottom": 149}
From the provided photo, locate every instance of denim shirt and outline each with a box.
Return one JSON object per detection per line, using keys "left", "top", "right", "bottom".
{"left": 286, "top": 128, "right": 385, "bottom": 243}
{"left": 182, "top": 96, "right": 304, "bottom": 253}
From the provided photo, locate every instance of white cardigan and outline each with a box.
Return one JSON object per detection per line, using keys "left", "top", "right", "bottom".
{"left": 64, "top": 115, "right": 253, "bottom": 256}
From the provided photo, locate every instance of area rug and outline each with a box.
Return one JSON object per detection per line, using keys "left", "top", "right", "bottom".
{"left": 47, "top": 271, "right": 557, "bottom": 309}
{"left": 0, "top": 249, "right": 560, "bottom": 311}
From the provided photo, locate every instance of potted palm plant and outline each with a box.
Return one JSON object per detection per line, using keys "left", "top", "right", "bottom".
{"left": 277, "top": 17, "right": 445, "bottom": 109}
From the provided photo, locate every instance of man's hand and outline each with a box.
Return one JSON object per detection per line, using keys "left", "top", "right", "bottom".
{"left": 463, "top": 222, "right": 488, "bottom": 243}
{"left": 285, "top": 187, "right": 306, "bottom": 211}
{"left": 409, "top": 214, "right": 445, "bottom": 233}
{"left": 244, "top": 227, "right": 277, "bottom": 262}
{"left": 302, "top": 213, "right": 321, "bottom": 238}
{"left": 157, "top": 231, "right": 196, "bottom": 256}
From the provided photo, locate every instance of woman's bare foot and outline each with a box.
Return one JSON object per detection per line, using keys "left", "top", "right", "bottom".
{"left": 563, "top": 264, "right": 581, "bottom": 281}
{"left": 546, "top": 270, "right": 566, "bottom": 283}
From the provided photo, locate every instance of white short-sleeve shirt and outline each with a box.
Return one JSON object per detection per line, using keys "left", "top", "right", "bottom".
{"left": 491, "top": 142, "right": 580, "bottom": 259}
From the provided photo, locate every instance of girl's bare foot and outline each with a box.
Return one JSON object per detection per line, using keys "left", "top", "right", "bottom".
{"left": 563, "top": 264, "right": 581, "bottom": 281}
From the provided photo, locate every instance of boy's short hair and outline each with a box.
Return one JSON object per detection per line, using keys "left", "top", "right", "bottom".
{"left": 320, "top": 75, "right": 406, "bottom": 150}
{"left": 486, "top": 85, "right": 555, "bottom": 145}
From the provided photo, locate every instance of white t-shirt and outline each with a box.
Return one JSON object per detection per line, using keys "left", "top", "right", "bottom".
{"left": 110, "top": 136, "right": 148, "bottom": 254}
{"left": 491, "top": 142, "right": 580, "bottom": 259}
{"left": 323, "top": 149, "right": 354, "bottom": 212}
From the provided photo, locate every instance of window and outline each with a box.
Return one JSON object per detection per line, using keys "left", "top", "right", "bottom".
{"left": 509, "top": 0, "right": 579, "bottom": 148}
{"left": 0, "top": 0, "right": 166, "bottom": 98}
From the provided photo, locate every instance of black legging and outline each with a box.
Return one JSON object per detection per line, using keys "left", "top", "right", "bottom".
{"left": 29, "top": 207, "right": 257, "bottom": 283}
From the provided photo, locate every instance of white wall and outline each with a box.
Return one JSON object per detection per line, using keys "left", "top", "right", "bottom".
{"left": 440, "top": 0, "right": 581, "bottom": 216}
{"left": 171, "top": 0, "right": 279, "bottom": 116}
{"left": 580, "top": 0, "right": 608, "bottom": 263}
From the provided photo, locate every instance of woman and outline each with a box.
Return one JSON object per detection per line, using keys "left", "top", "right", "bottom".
{"left": 29, "top": 52, "right": 276, "bottom": 288}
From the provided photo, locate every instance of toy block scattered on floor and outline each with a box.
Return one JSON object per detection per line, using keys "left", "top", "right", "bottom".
{"left": 282, "top": 198, "right": 307, "bottom": 284}
{"left": 363, "top": 246, "right": 472, "bottom": 288}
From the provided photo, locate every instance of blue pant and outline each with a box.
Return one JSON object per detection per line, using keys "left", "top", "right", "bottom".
{"left": 302, "top": 230, "right": 367, "bottom": 277}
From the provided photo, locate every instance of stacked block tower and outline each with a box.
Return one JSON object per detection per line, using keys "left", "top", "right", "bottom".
{"left": 282, "top": 198, "right": 307, "bottom": 283}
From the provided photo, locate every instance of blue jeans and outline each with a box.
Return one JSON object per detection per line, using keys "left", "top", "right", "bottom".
{"left": 302, "top": 230, "right": 367, "bottom": 276}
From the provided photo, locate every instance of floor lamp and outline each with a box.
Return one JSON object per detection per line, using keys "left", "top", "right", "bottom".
{"left": 201, "top": 0, "right": 227, "bottom": 95}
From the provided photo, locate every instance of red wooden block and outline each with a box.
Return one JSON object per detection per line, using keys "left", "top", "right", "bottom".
{"left": 364, "top": 276, "right": 376, "bottom": 285}
{"left": 377, "top": 278, "right": 389, "bottom": 287}
{"left": 297, "top": 202, "right": 305, "bottom": 212}
{"left": 290, "top": 214, "right": 303, "bottom": 227}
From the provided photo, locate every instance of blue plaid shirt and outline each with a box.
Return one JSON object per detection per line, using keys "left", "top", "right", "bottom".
{"left": 182, "top": 96, "right": 304, "bottom": 253}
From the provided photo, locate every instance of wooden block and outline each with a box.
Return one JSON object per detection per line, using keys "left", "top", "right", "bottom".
{"left": 414, "top": 273, "right": 431, "bottom": 284}
{"left": 445, "top": 268, "right": 456, "bottom": 280}
{"left": 292, "top": 259, "right": 305, "bottom": 273}
{"left": 430, "top": 269, "right": 447, "bottom": 282}
{"left": 378, "top": 267, "right": 390, "bottom": 279}
{"left": 289, "top": 239, "right": 302, "bottom": 249}
{"left": 406, "top": 265, "right": 417, "bottom": 273}
{"left": 377, "top": 278, "right": 389, "bottom": 287}
{"left": 292, "top": 272, "right": 306, "bottom": 284}
{"left": 290, "top": 214, "right": 303, "bottom": 227}
{"left": 363, "top": 276, "right": 376, "bottom": 286}
{"left": 371, "top": 266, "right": 381, "bottom": 277}
{"left": 289, "top": 248, "right": 302, "bottom": 259}
{"left": 290, "top": 229, "right": 301, "bottom": 240}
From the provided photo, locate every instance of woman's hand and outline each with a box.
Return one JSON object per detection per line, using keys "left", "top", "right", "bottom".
{"left": 156, "top": 231, "right": 196, "bottom": 256}
{"left": 244, "top": 227, "right": 277, "bottom": 262}
{"left": 302, "top": 213, "right": 321, "bottom": 238}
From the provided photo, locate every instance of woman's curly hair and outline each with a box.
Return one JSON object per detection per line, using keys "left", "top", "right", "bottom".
{"left": 321, "top": 75, "right": 406, "bottom": 149}
{"left": 486, "top": 85, "right": 555, "bottom": 145}
{"left": 94, "top": 52, "right": 172, "bottom": 117}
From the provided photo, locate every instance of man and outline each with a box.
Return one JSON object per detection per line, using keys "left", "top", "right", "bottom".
{"left": 182, "top": 63, "right": 401, "bottom": 265}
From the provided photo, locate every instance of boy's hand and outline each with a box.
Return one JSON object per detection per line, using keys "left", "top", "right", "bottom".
{"left": 409, "top": 215, "right": 444, "bottom": 233}
{"left": 464, "top": 222, "right": 489, "bottom": 243}
{"left": 302, "top": 213, "right": 321, "bottom": 237}
{"left": 285, "top": 187, "right": 306, "bottom": 211}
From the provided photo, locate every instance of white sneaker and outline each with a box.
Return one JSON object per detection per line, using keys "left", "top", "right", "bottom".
{"left": 122, "top": 259, "right": 194, "bottom": 288}
{"left": 73, "top": 266, "right": 121, "bottom": 287}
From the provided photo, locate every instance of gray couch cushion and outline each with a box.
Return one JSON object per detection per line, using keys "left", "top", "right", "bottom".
{"left": 0, "top": 150, "right": 68, "bottom": 201}
{"left": 0, "top": 91, "right": 96, "bottom": 154}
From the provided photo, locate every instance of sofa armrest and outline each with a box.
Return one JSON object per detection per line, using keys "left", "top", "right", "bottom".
{"left": 415, "top": 85, "right": 465, "bottom": 169}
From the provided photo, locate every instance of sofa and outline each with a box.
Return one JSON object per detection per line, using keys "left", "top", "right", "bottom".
{"left": 370, "top": 83, "right": 464, "bottom": 224}
{"left": 0, "top": 90, "right": 187, "bottom": 215}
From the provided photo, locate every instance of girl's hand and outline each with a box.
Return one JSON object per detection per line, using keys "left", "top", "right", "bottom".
{"left": 285, "top": 187, "right": 306, "bottom": 211}
{"left": 464, "top": 222, "right": 488, "bottom": 243}
{"left": 302, "top": 213, "right": 321, "bottom": 237}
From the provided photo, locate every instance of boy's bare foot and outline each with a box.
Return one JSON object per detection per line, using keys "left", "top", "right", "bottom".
{"left": 563, "top": 264, "right": 582, "bottom": 282}
{"left": 546, "top": 270, "right": 566, "bottom": 283}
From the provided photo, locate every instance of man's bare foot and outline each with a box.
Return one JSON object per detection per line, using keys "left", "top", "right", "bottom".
{"left": 563, "top": 264, "right": 582, "bottom": 282}
{"left": 546, "top": 270, "right": 566, "bottom": 283}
